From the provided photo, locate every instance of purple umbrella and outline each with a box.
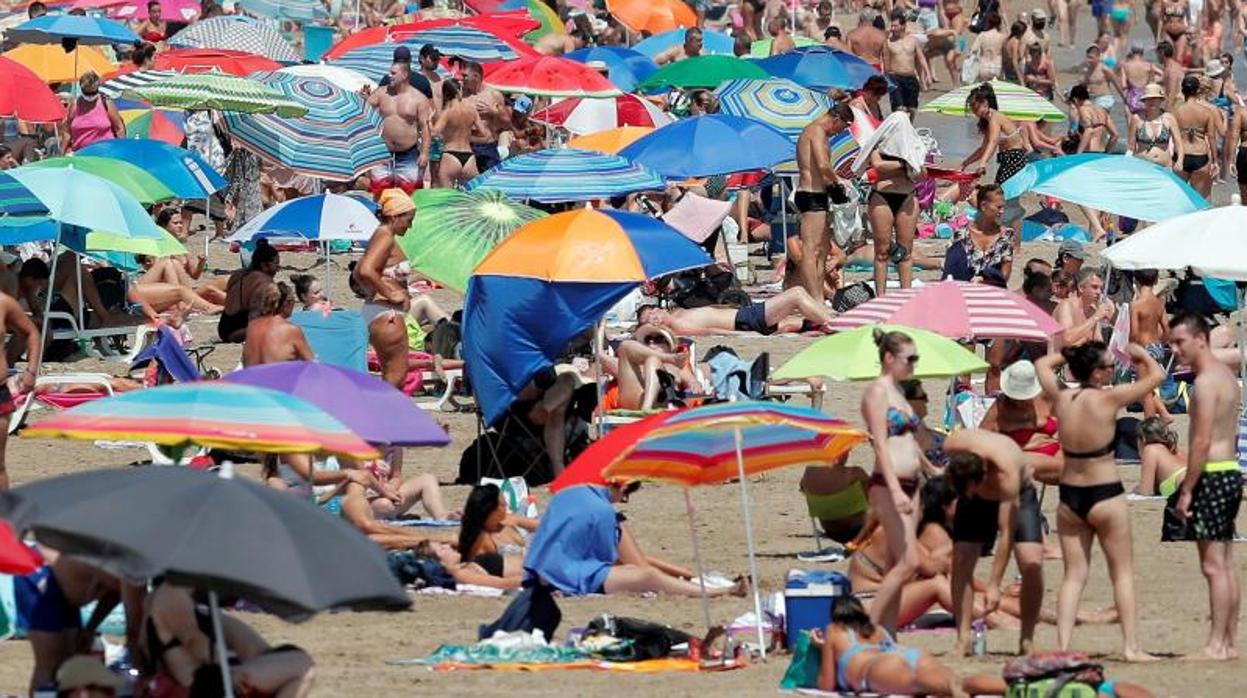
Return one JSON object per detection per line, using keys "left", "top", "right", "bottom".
{"left": 222, "top": 362, "right": 450, "bottom": 447}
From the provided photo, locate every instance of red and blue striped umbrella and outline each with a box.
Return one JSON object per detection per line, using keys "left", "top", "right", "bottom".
{"left": 330, "top": 26, "right": 521, "bottom": 79}
{"left": 464, "top": 147, "right": 664, "bottom": 203}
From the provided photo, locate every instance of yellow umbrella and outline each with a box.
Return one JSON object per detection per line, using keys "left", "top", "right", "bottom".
{"left": 567, "top": 126, "right": 654, "bottom": 155}
{"left": 3, "top": 44, "right": 116, "bottom": 84}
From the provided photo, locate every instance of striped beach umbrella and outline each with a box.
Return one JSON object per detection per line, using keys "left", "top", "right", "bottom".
{"left": 392, "top": 25, "right": 520, "bottom": 61}
{"left": 920, "top": 80, "right": 1067, "bottom": 122}
{"left": 123, "top": 73, "right": 308, "bottom": 117}
{"left": 485, "top": 55, "right": 621, "bottom": 98}
{"left": 531, "top": 93, "right": 672, "bottom": 135}
{"left": 226, "top": 192, "right": 379, "bottom": 243}
{"left": 168, "top": 16, "right": 299, "bottom": 62}
{"left": 223, "top": 73, "right": 386, "bottom": 180}
{"left": 278, "top": 63, "right": 376, "bottom": 92}
{"left": 114, "top": 99, "right": 186, "bottom": 145}
{"left": 238, "top": 0, "right": 328, "bottom": 23}
{"left": 100, "top": 69, "right": 178, "bottom": 98}
{"left": 716, "top": 78, "right": 831, "bottom": 141}
{"left": 0, "top": 173, "right": 48, "bottom": 217}
{"left": 465, "top": 148, "right": 664, "bottom": 203}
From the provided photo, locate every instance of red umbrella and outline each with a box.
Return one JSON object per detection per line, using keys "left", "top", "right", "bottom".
{"left": 0, "top": 520, "right": 42, "bottom": 575}
{"left": 0, "top": 57, "right": 67, "bottom": 123}
{"left": 152, "top": 49, "right": 282, "bottom": 76}
{"left": 531, "top": 94, "right": 672, "bottom": 135}
{"left": 484, "top": 55, "right": 621, "bottom": 98}
{"left": 321, "top": 15, "right": 538, "bottom": 61}
{"left": 549, "top": 412, "right": 675, "bottom": 493}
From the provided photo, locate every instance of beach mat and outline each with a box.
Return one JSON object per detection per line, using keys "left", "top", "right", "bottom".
{"left": 397, "top": 658, "right": 715, "bottom": 673}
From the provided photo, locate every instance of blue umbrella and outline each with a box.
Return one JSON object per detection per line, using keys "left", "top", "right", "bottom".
{"left": 330, "top": 28, "right": 519, "bottom": 79}
{"left": 1001, "top": 153, "right": 1209, "bottom": 223}
{"left": 565, "top": 46, "right": 658, "bottom": 93}
{"left": 464, "top": 148, "right": 665, "bottom": 203}
{"left": 7, "top": 15, "right": 138, "bottom": 45}
{"left": 225, "top": 193, "right": 379, "bottom": 243}
{"left": 757, "top": 46, "right": 883, "bottom": 91}
{"left": 716, "top": 78, "right": 832, "bottom": 141}
{"left": 633, "top": 29, "right": 735, "bottom": 59}
{"left": 238, "top": 0, "right": 328, "bottom": 23}
{"left": 79, "top": 139, "right": 226, "bottom": 199}
{"left": 619, "top": 114, "right": 795, "bottom": 178}
{"left": 0, "top": 173, "right": 48, "bottom": 217}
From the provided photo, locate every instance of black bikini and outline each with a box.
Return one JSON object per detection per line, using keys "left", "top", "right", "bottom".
{"left": 870, "top": 190, "right": 914, "bottom": 215}
{"left": 1058, "top": 389, "right": 1125, "bottom": 521}
{"left": 445, "top": 150, "right": 474, "bottom": 167}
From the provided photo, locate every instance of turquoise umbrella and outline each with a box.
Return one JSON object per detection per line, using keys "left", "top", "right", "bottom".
{"left": 8, "top": 167, "right": 166, "bottom": 239}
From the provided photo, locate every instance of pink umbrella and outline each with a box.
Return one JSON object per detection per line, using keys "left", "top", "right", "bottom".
{"left": 110, "top": 0, "right": 201, "bottom": 21}
{"left": 531, "top": 94, "right": 672, "bottom": 135}
{"left": 829, "top": 280, "right": 1065, "bottom": 342}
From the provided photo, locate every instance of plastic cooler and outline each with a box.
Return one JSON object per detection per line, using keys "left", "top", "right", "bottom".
{"left": 784, "top": 570, "right": 850, "bottom": 649}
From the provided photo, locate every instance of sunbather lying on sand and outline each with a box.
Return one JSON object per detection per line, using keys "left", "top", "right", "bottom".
{"left": 635, "top": 287, "right": 833, "bottom": 336}
{"left": 414, "top": 541, "right": 522, "bottom": 590}
{"left": 459, "top": 483, "right": 539, "bottom": 578}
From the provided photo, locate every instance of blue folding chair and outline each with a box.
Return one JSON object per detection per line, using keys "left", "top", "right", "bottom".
{"left": 292, "top": 309, "right": 368, "bottom": 372}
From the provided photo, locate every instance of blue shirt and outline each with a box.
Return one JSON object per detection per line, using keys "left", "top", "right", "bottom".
{"left": 522, "top": 485, "right": 618, "bottom": 596}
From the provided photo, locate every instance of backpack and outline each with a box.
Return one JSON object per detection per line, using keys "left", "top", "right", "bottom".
{"left": 1002, "top": 652, "right": 1105, "bottom": 698}
{"left": 831, "top": 281, "right": 875, "bottom": 313}
{"left": 586, "top": 615, "right": 693, "bottom": 661}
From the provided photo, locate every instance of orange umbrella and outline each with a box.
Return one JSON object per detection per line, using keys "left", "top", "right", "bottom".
{"left": 606, "top": 0, "right": 697, "bottom": 34}
{"left": 567, "top": 126, "right": 653, "bottom": 155}
{"left": 3, "top": 44, "right": 116, "bottom": 84}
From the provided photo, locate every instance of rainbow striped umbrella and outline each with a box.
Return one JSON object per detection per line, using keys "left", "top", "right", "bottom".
{"left": 24, "top": 382, "right": 379, "bottom": 459}
{"left": 464, "top": 148, "right": 664, "bottom": 203}
{"left": 920, "top": 79, "right": 1066, "bottom": 122}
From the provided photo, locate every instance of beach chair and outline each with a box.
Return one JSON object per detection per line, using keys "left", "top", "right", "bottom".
{"left": 798, "top": 478, "right": 869, "bottom": 563}
{"left": 43, "top": 255, "right": 150, "bottom": 361}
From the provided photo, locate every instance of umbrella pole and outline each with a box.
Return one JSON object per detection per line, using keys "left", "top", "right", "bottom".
{"left": 37, "top": 230, "right": 64, "bottom": 379}
{"left": 208, "top": 591, "right": 236, "bottom": 698}
{"left": 683, "top": 487, "right": 713, "bottom": 634}
{"left": 1238, "top": 286, "right": 1246, "bottom": 419}
{"left": 733, "top": 427, "right": 766, "bottom": 660}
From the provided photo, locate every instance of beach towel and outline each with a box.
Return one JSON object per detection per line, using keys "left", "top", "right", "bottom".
{"left": 130, "top": 326, "right": 199, "bottom": 384}
{"left": 522, "top": 485, "right": 618, "bottom": 596}
{"left": 850, "top": 112, "right": 929, "bottom": 178}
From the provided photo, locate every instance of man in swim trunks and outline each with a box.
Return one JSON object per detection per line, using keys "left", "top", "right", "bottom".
{"left": 943, "top": 429, "right": 1046, "bottom": 656}
{"left": 1167, "top": 311, "right": 1243, "bottom": 661}
{"left": 794, "top": 102, "right": 854, "bottom": 303}
{"left": 368, "top": 54, "right": 432, "bottom": 195}
{"left": 883, "top": 10, "right": 929, "bottom": 114}
{"left": 353, "top": 189, "right": 417, "bottom": 389}
{"left": 461, "top": 60, "right": 508, "bottom": 173}
{"left": 635, "top": 287, "right": 833, "bottom": 336}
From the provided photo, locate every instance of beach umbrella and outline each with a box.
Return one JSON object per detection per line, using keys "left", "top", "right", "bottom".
{"left": 619, "top": 114, "right": 796, "bottom": 178}
{"left": 464, "top": 209, "right": 712, "bottom": 425}
{"left": 606, "top": 0, "right": 696, "bottom": 34}
{"left": 716, "top": 78, "right": 832, "bottom": 140}
{"left": 278, "top": 63, "right": 376, "bottom": 92}
{"left": 386, "top": 24, "right": 523, "bottom": 60}
{"left": 151, "top": 48, "right": 282, "bottom": 76}
{"left": 0, "top": 56, "right": 66, "bottom": 123}
{"left": 920, "top": 79, "right": 1066, "bottom": 122}
{"left": 564, "top": 46, "right": 658, "bottom": 93}
{"left": 635, "top": 55, "right": 769, "bottom": 92}
{"left": 7, "top": 14, "right": 138, "bottom": 44}
{"left": 632, "top": 28, "right": 735, "bottom": 59}
{"left": 168, "top": 16, "right": 299, "bottom": 62}
{"left": 485, "top": 55, "right": 622, "bottom": 98}
{"left": 464, "top": 147, "right": 665, "bottom": 203}
{"left": 114, "top": 100, "right": 186, "bottom": 144}
{"left": 79, "top": 138, "right": 226, "bottom": 199}
{"left": 774, "top": 324, "right": 990, "bottom": 381}
{"left": 756, "top": 46, "right": 883, "bottom": 91}
{"left": 24, "top": 382, "right": 379, "bottom": 459}
{"left": 0, "top": 173, "right": 48, "bottom": 217}
{"left": 2, "top": 44, "right": 116, "bottom": 83}
{"left": 601, "top": 401, "right": 869, "bottom": 652}
{"left": 827, "top": 280, "right": 1065, "bottom": 342}
{"left": 567, "top": 126, "right": 653, "bottom": 154}
{"left": 23, "top": 157, "right": 176, "bottom": 205}
{"left": 1001, "top": 153, "right": 1209, "bottom": 222}
{"left": 0, "top": 520, "right": 42, "bottom": 575}
{"left": 395, "top": 188, "right": 546, "bottom": 292}
{"left": 225, "top": 192, "right": 379, "bottom": 243}
{"left": 1102, "top": 205, "right": 1247, "bottom": 280}
{"left": 748, "top": 36, "right": 818, "bottom": 57}
{"left": 99, "top": 68, "right": 177, "bottom": 98}
{"left": 122, "top": 72, "right": 308, "bottom": 117}
{"left": 222, "top": 73, "right": 386, "bottom": 180}
{"left": 223, "top": 362, "right": 450, "bottom": 447}
{"left": 108, "top": 0, "right": 201, "bottom": 21}
{"left": 320, "top": 15, "right": 540, "bottom": 61}
{"left": 238, "top": 0, "right": 328, "bottom": 22}
{"left": 7, "top": 166, "right": 166, "bottom": 239}
{"left": 549, "top": 412, "right": 674, "bottom": 493}
{"left": 530, "top": 93, "right": 672, "bottom": 135}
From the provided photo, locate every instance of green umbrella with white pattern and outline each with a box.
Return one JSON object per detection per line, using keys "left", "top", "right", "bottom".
{"left": 919, "top": 79, "right": 1066, "bottom": 122}
{"left": 122, "top": 72, "right": 308, "bottom": 117}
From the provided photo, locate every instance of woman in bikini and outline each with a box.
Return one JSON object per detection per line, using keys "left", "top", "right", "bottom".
{"left": 865, "top": 135, "right": 920, "bottom": 295}
{"left": 982, "top": 359, "right": 1065, "bottom": 485}
{"left": 1173, "top": 74, "right": 1222, "bottom": 199}
{"left": 962, "top": 85, "right": 1030, "bottom": 244}
{"left": 860, "top": 329, "right": 926, "bottom": 632}
{"left": 413, "top": 540, "right": 523, "bottom": 589}
{"left": 1035, "top": 342, "right": 1163, "bottom": 662}
{"left": 1162, "top": 0, "right": 1191, "bottom": 62}
{"left": 1135, "top": 416, "right": 1188, "bottom": 496}
{"left": 458, "top": 483, "right": 538, "bottom": 578}
{"left": 1128, "top": 83, "right": 1183, "bottom": 170}
{"left": 431, "top": 80, "right": 479, "bottom": 189}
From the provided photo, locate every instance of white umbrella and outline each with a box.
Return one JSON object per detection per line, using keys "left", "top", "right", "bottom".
{"left": 1102, "top": 202, "right": 1247, "bottom": 280}
{"left": 277, "top": 64, "right": 376, "bottom": 94}
{"left": 226, "top": 192, "right": 377, "bottom": 243}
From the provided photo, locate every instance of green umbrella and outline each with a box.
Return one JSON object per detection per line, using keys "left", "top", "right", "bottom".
{"left": 748, "top": 36, "right": 818, "bottom": 57}
{"left": 395, "top": 188, "right": 545, "bottom": 292}
{"left": 919, "top": 79, "right": 1066, "bottom": 122}
{"left": 24, "top": 156, "right": 176, "bottom": 205}
{"left": 635, "top": 55, "right": 770, "bottom": 92}
{"left": 122, "top": 73, "right": 308, "bottom": 117}
{"left": 84, "top": 229, "right": 186, "bottom": 257}
{"left": 773, "top": 324, "right": 989, "bottom": 381}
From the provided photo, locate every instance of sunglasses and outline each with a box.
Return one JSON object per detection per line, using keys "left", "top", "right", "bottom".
{"left": 1097, "top": 361, "right": 1115, "bottom": 370}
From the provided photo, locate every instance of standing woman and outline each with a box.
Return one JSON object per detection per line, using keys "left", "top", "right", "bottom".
{"left": 1128, "top": 83, "right": 1183, "bottom": 170}
{"left": 1173, "top": 74, "right": 1222, "bottom": 199}
{"left": 352, "top": 189, "right": 417, "bottom": 389}
{"left": 866, "top": 130, "right": 920, "bottom": 295}
{"left": 1035, "top": 343, "right": 1162, "bottom": 662}
{"left": 1224, "top": 98, "right": 1247, "bottom": 201}
{"left": 962, "top": 85, "right": 1030, "bottom": 248}
{"left": 860, "top": 329, "right": 926, "bottom": 632}
{"left": 431, "top": 80, "right": 480, "bottom": 189}
{"left": 1003, "top": 21, "right": 1028, "bottom": 83}
{"left": 61, "top": 71, "right": 125, "bottom": 154}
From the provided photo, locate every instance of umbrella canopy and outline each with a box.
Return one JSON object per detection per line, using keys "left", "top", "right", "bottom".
{"left": 827, "top": 280, "right": 1065, "bottom": 342}
{"left": 606, "top": 0, "right": 696, "bottom": 34}
{"left": 23, "top": 382, "right": 379, "bottom": 459}
{"left": 238, "top": 0, "right": 328, "bottom": 22}
{"left": 716, "top": 78, "right": 832, "bottom": 140}
{"left": 0, "top": 520, "right": 42, "bottom": 575}
{"left": 530, "top": 93, "right": 672, "bottom": 135}
{"left": 0, "top": 56, "right": 66, "bottom": 123}
{"left": 61, "top": 224, "right": 187, "bottom": 257}
{"left": 1102, "top": 205, "right": 1247, "bottom": 280}
{"left": 8, "top": 14, "right": 137, "bottom": 44}
{"left": 632, "top": 29, "right": 735, "bottom": 58}
{"left": 122, "top": 72, "right": 308, "bottom": 117}
{"left": 24, "top": 156, "right": 176, "bottom": 205}
{"left": 223, "top": 72, "right": 386, "bottom": 180}
{"left": 1001, "top": 153, "right": 1209, "bottom": 223}
{"left": 109, "top": 0, "right": 201, "bottom": 21}
{"left": 0, "top": 173, "right": 49, "bottom": 217}
{"left": 567, "top": 126, "right": 653, "bottom": 154}
{"left": 79, "top": 138, "right": 226, "bottom": 199}
{"left": 920, "top": 79, "right": 1067, "bottom": 122}
{"left": 168, "top": 16, "right": 300, "bottom": 62}
{"left": 396, "top": 188, "right": 546, "bottom": 292}
{"left": 0, "top": 468, "right": 408, "bottom": 619}
{"left": 3, "top": 44, "right": 115, "bottom": 83}
{"left": 748, "top": 36, "right": 818, "bottom": 57}
{"left": 774, "top": 324, "right": 990, "bottom": 381}
{"left": 465, "top": 147, "right": 664, "bottom": 203}
{"left": 100, "top": 68, "right": 177, "bottom": 98}
{"left": 564, "top": 46, "right": 658, "bottom": 93}
{"left": 756, "top": 46, "right": 883, "bottom": 91}
{"left": 278, "top": 63, "right": 376, "bottom": 93}
{"left": 465, "top": 209, "right": 712, "bottom": 424}
{"left": 151, "top": 48, "right": 282, "bottom": 76}
{"left": 223, "top": 362, "right": 450, "bottom": 447}
{"left": 114, "top": 100, "right": 186, "bottom": 144}
{"left": 485, "top": 55, "right": 621, "bottom": 98}
{"left": 619, "top": 114, "right": 796, "bottom": 178}
{"left": 635, "top": 55, "right": 769, "bottom": 92}
{"left": 391, "top": 24, "right": 523, "bottom": 61}
{"left": 226, "top": 192, "right": 379, "bottom": 243}
{"left": 8, "top": 166, "right": 166, "bottom": 239}
{"left": 321, "top": 16, "right": 540, "bottom": 61}
{"left": 549, "top": 412, "right": 673, "bottom": 492}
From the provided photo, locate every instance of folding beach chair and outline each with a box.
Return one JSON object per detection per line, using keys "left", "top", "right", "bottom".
{"left": 798, "top": 478, "right": 868, "bottom": 563}
{"left": 291, "top": 309, "right": 369, "bottom": 371}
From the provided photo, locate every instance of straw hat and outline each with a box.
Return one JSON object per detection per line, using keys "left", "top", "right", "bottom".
{"left": 1141, "top": 83, "right": 1166, "bottom": 101}
{"left": 1205, "top": 59, "right": 1227, "bottom": 78}
{"left": 1000, "top": 360, "right": 1042, "bottom": 401}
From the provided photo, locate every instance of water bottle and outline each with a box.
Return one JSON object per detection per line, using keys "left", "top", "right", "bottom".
{"left": 971, "top": 620, "right": 987, "bottom": 656}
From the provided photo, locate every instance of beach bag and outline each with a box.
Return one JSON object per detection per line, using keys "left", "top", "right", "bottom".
{"left": 1003, "top": 652, "right": 1104, "bottom": 698}
{"left": 779, "top": 631, "right": 822, "bottom": 689}
{"left": 961, "top": 49, "right": 981, "bottom": 83}
{"left": 831, "top": 281, "right": 875, "bottom": 313}
{"left": 478, "top": 583, "right": 561, "bottom": 641}
{"left": 587, "top": 615, "right": 693, "bottom": 661}
{"left": 830, "top": 185, "right": 865, "bottom": 251}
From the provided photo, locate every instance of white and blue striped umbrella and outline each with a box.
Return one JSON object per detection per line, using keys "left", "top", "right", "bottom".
{"left": 330, "top": 27, "right": 519, "bottom": 80}
{"left": 226, "top": 193, "right": 379, "bottom": 243}
{"left": 168, "top": 16, "right": 298, "bottom": 62}
{"left": 223, "top": 72, "right": 387, "bottom": 181}
{"left": 238, "top": 0, "right": 328, "bottom": 23}
{"left": 464, "top": 148, "right": 665, "bottom": 203}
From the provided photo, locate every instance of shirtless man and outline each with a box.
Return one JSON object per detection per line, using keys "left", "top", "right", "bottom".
{"left": 944, "top": 429, "right": 1045, "bottom": 656}
{"left": 1024, "top": 9, "right": 1054, "bottom": 54}
{"left": 1168, "top": 311, "right": 1244, "bottom": 661}
{"left": 635, "top": 286, "right": 832, "bottom": 336}
{"left": 460, "top": 61, "right": 508, "bottom": 173}
{"left": 1119, "top": 45, "right": 1161, "bottom": 114}
{"left": 794, "top": 103, "right": 854, "bottom": 303}
{"left": 655, "top": 27, "right": 704, "bottom": 66}
{"left": 884, "top": 11, "right": 930, "bottom": 114}
{"left": 1055, "top": 267, "right": 1115, "bottom": 346}
{"left": 768, "top": 15, "right": 797, "bottom": 55}
{"left": 367, "top": 57, "right": 431, "bottom": 194}
{"left": 846, "top": 9, "right": 888, "bottom": 68}
{"left": 1125, "top": 269, "right": 1171, "bottom": 421}
{"left": 242, "top": 283, "right": 314, "bottom": 367}
{"left": 533, "top": 28, "right": 584, "bottom": 56}
{"left": 431, "top": 80, "right": 480, "bottom": 188}
{"left": 0, "top": 291, "right": 38, "bottom": 490}
{"left": 417, "top": 44, "right": 445, "bottom": 114}
{"left": 1157, "top": 41, "right": 1184, "bottom": 107}
{"left": 352, "top": 189, "right": 416, "bottom": 389}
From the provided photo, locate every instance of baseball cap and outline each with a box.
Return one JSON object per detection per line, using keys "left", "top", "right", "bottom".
{"left": 57, "top": 656, "right": 124, "bottom": 693}
{"left": 419, "top": 43, "right": 440, "bottom": 60}
{"left": 392, "top": 45, "right": 411, "bottom": 62}
{"left": 1058, "top": 239, "right": 1089, "bottom": 260}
